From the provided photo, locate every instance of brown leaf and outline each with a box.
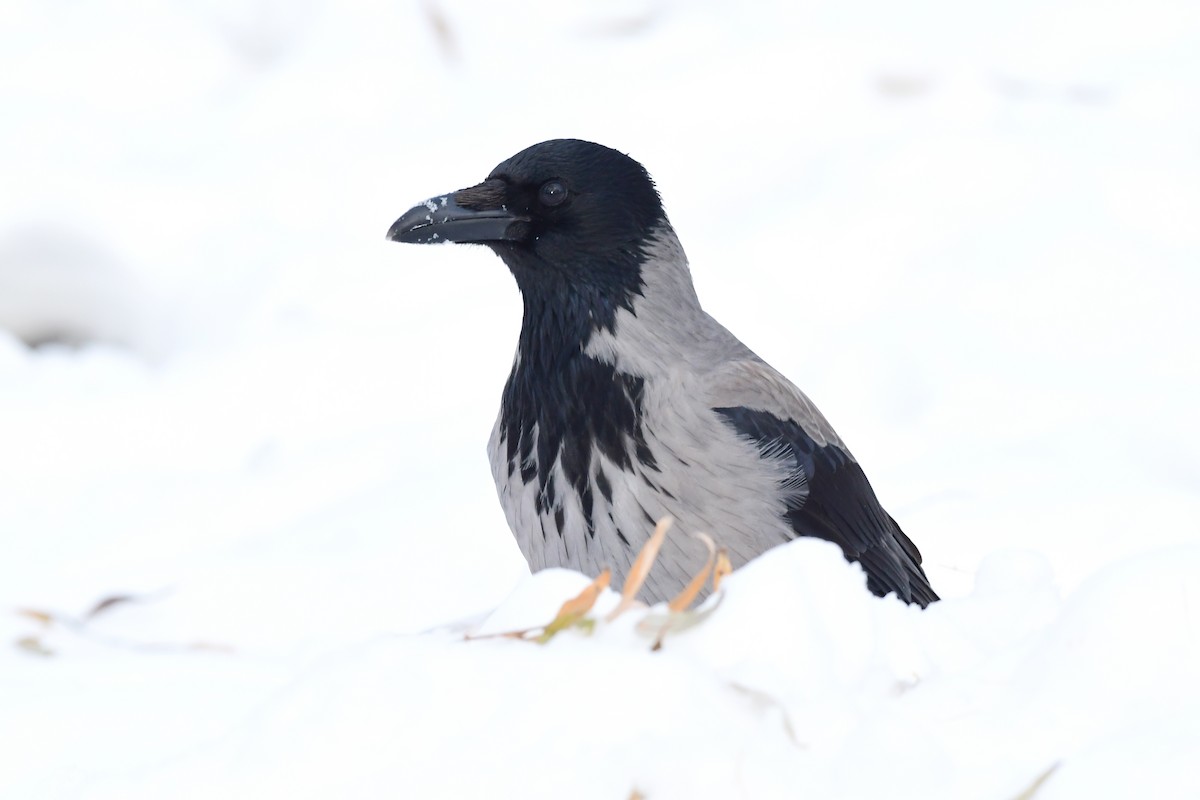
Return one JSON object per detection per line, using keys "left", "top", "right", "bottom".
{"left": 16, "top": 608, "right": 55, "bottom": 627}
{"left": 712, "top": 549, "right": 733, "bottom": 591}
{"left": 606, "top": 516, "right": 672, "bottom": 621}
{"left": 419, "top": 0, "right": 458, "bottom": 62}
{"left": 668, "top": 532, "right": 716, "bottom": 612}
{"left": 1011, "top": 762, "right": 1061, "bottom": 800}
{"left": 538, "top": 569, "right": 611, "bottom": 643}
{"left": 86, "top": 594, "right": 139, "bottom": 619}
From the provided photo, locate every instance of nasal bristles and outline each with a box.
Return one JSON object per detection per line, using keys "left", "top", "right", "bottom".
{"left": 454, "top": 179, "right": 507, "bottom": 210}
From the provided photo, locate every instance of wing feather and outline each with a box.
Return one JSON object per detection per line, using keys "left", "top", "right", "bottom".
{"left": 714, "top": 403, "right": 938, "bottom": 607}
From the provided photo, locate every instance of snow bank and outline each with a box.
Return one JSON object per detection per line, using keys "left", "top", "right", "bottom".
{"left": 2, "top": 0, "right": 1198, "bottom": 796}
{"left": 10, "top": 539, "right": 1193, "bottom": 799}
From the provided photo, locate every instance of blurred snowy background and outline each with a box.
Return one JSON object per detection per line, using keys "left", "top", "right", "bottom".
{"left": 2, "top": 0, "right": 1198, "bottom": 797}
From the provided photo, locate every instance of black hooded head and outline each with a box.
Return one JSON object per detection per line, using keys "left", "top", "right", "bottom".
{"left": 390, "top": 139, "right": 667, "bottom": 335}
{"left": 476, "top": 139, "right": 664, "bottom": 292}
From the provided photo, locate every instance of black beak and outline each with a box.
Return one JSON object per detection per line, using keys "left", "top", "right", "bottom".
{"left": 387, "top": 181, "right": 529, "bottom": 244}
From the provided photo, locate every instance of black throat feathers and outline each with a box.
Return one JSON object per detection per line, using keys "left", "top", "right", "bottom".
{"left": 497, "top": 271, "right": 659, "bottom": 538}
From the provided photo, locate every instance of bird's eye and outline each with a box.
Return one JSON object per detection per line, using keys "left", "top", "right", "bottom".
{"left": 538, "top": 180, "right": 568, "bottom": 207}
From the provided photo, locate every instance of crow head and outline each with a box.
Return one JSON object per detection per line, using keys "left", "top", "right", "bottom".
{"left": 388, "top": 139, "right": 665, "bottom": 307}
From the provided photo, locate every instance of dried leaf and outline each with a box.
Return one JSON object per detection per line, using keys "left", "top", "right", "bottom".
{"left": 15, "top": 636, "right": 54, "bottom": 657}
{"left": 537, "top": 569, "right": 610, "bottom": 643}
{"left": 14, "top": 597, "right": 231, "bottom": 656}
{"left": 668, "top": 532, "right": 716, "bottom": 612}
{"left": 606, "top": 516, "right": 672, "bottom": 621}
{"left": 420, "top": 0, "right": 458, "bottom": 62}
{"left": 712, "top": 549, "right": 732, "bottom": 591}
{"left": 16, "top": 608, "right": 55, "bottom": 627}
{"left": 1011, "top": 762, "right": 1061, "bottom": 800}
{"left": 86, "top": 594, "right": 139, "bottom": 619}
{"left": 638, "top": 592, "right": 725, "bottom": 650}
{"left": 556, "top": 570, "right": 611, "bottom": 619}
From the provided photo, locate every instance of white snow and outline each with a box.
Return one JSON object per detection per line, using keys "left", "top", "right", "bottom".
{"left": 2, "top": 0, "right": 1198, "bottom": 797}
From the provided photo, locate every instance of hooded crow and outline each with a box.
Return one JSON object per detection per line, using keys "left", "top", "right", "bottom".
{"left": 388, "top": 139, "right": 938, "bottom": 607}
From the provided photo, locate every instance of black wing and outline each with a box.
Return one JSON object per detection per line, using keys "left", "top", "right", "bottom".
{"left": 714, "top": 406, "right": 938, "bottom": 607}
